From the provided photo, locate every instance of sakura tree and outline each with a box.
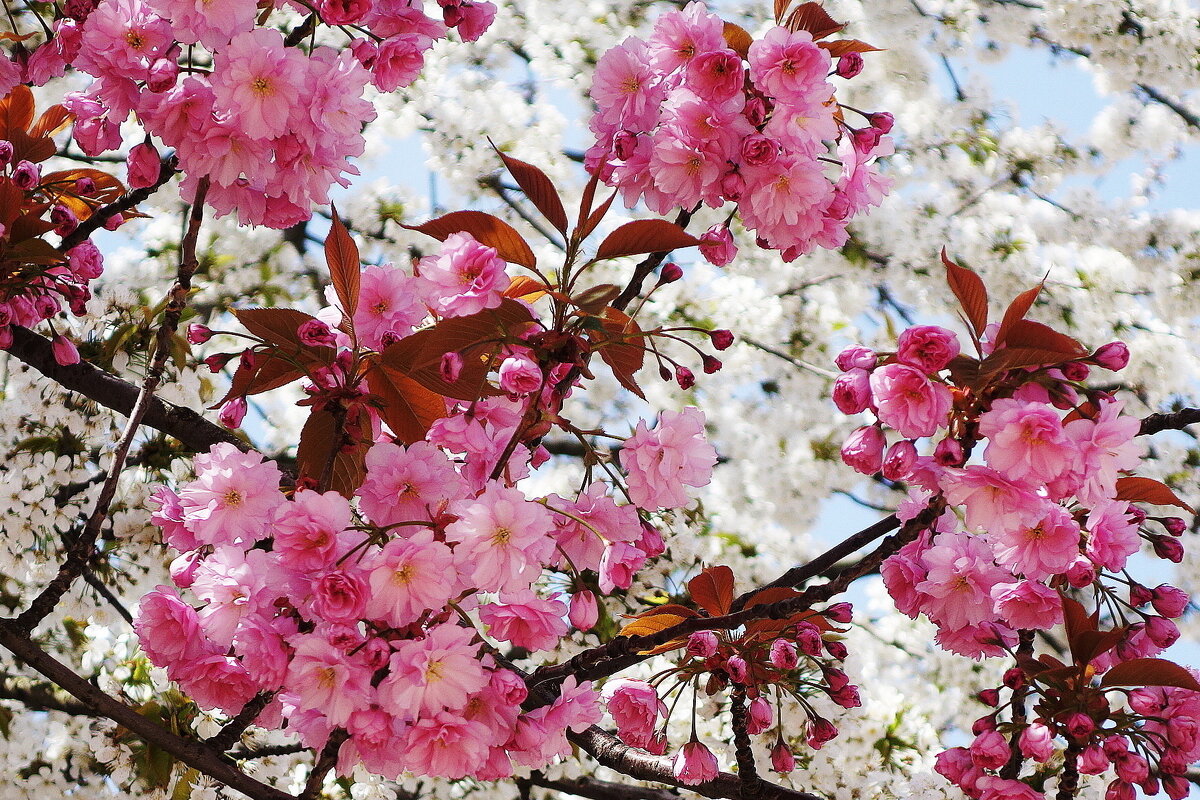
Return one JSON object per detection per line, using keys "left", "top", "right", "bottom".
{"left": 0, "top": 0, "right": 1199, "bottom": 799}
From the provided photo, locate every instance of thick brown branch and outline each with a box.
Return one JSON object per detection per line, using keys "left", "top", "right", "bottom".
{"left": 0, "top": 673, "right": 91, "bottom": 715}
{"left": 1139, "top": 408, "right": 1200, "bottom": 436}
{"left": 570, "top": 728, "right": 820, "bottom": 800}
{"left": 0, "top": 622, "right": 293, "bottom": 800}
{"left": 522, "top": 775, "right": 683, "bottom": 800}
{"left": 7, "top": 325, "right": 247, "bottom": 454}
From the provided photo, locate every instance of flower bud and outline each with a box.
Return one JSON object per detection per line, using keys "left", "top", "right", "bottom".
{"left": 219, "top": 397, "right": 247, "bottom": 429}
{"left": 1062, "top": 711, "right": 1095, "bottom": 741}
{"left": 51, "top": 334, "right": 80, "bottom": 366}
{"left": 770, "top": 741, "right": 795, "bottom": 773}
{"left": 969, "top": 730, "right": 1009, "bottom": 770}
{"left": 637, "top": 520, "right": 665, "bottom": 558}
{"left": 675, "top": 365, "right": 695, "bottom": 389}
{"left": 298, "top": 319, "right": 337, "bottom": 347}
{"left": 977, "top": 688, "right": 999, "bottom": 707}
{"left": 701, "top": 355, "right": 722, "bottom": 374}
{"left": 829, "top": 683, "right": 861, "bottom": 708}
{"left": 74, "top": 175, "right": 96, "bottom": 194}
{"left": 881, "top": 439, "right": 917, "bottom": 480}
{"left": 795, "top": 622, "right": 822, "bottom": 657}
{"left": 769, "top": 638, "right": 798, "bottom": 670}
{"left": 824, "top": 639, "right": 848, "bottom": 660}
{"left": 613, "top": 130, "right": 637, "bottom": 160}
{"left": 1162, "top": 516, "right": 1186, "bottom": 536}
{"left": 709, "top": 329, "right": 734, "bottom": 350}
{"left": 687, "top": 631, "right": 718, "bottom": 659}
{"left": 498, "top": 354, "right": 542, "bottom": 395}
{"left": 569, "top": 590, "right": 598, "bottom": 630}
{"left": 825, "top": 602, "right": 852, "bottom": 624}
{"left": 1151, "top": 534, "right": 1184, "bottom": 563}
{"left": 1079, "top": 743, "right": 1110, "bottom": 774}
{"left": 747, "top": 696, "right": 772, "bottom": 733}
{"left": 672, "top": 741, "right": 718, "bottom": 786}
{"left": 1145, "top": 615, "right": 1179, "bottom": 648}
{"left": 836, "top": 52, "right": 864, "bottom": 78}
{"left": 832, "top": 368, "right": 871, "bottom": 414}
{"left": 1106, "top": 781, "right": 1135, "bottom": 800}
{"left": 1060, "top": 360, "right": 1090, "bottom": 381}
{"left": 725, "top": 655, "right": 748, "bottom": 684}
{"left": 1128, "top": 583, "right": 1153, "bottom": 607}
{"left": 1092, "top": 341, "right": 1130, "bottom": 371}
{"left": 1019, "top": 723, "right": 1054, "bottom": 762}
{"left": 126, "top": 142, "right": 160, "bottom": 190}
{"left": 807, "top": 716, "right": 838, "bottom": 748}
{"left": 659, "top": 263, "right": 683, "bottom": 284}
{"left": 867, "top": 112, "right": 894, "bottom": 133}
{"left": 841, "top": 425, "right": 884, "bottom": 474}
{"left": 1151, "top": 584, "right": 1189, "bottom": 618}
{"left": 146, "top": 57, "right": 179, "bottom": 92}
{"left": 0, "top": 140, "right": 12, "bottom": 166}
{"left": 1065, "top": 555, "right": 1097, "bottom": 588}
{"left": 50, "top": 203, "right": 78, "bottom": 236}
{"left": 12, "top": 160, "right": 40, "bottom": 189}
{"left": 187, "top": 323, "right": 213, "bottom": 344}
{"left": 439, "top": 351, "right": 463, "bottom": 383}
{"left": 933, "top": 436, "right": 964, "bottom": 466}
{"left": 834, "top": 345, "right": 875, "bottom": 371}
{"left": 699, "top": 225, "right": 737, "bottom": 267}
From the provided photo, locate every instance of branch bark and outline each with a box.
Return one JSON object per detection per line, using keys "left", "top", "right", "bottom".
{"left": 1139, "top": 408, "right": 1200, "bottom": 436}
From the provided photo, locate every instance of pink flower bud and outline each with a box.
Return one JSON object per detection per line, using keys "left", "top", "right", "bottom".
{"left": 834, "top": 345, "right": 875, "bottom": 371}
{"left": 1019, "top": 723, "right": 1054, "bottom": 762}
{"left": 672, "top": 741, "right": 718, "bottom": 785}
{"left": 1063, "top": 712, "right": 1095, "bottom": 741}
{"left": 823, "top": 666, "right": 849, "bottom": 690}
{"left": 569, "top": 590, "right": 598, "bottom": 630}
{"left": 498, "top": 353, "right": 542, "bottom": 395}
{"left": 1145, "top": 616, "right": 1179, "bottom": 648}
{"left": 709, "top": 329, "right": 734, "bottom": 350}
{"left": 795, "top": 622, "right": 822, "bottom": 657}
{"left": 1065, "top": 555, "right": 1097, "bottom": 588}
{"left": 1002, "top": 667, "right": 1025, "bottom": 690}
{"left": 1060, "top": 360, "right": 1090, "bottom": 381}
{"left": 675, "top": 365, "right": 695, "bottom": 389}
{"left": 825, "top": 602, "right": 852, "bottom": 623}
{"left": 12, "top": 160, "right": 40, "bottom": 189}
{"left": 933, "top": 436, "right": 964, "bottom": 466}
{"left": 836, "top": 52, "right": 864, "bottom": 78}
{"left": 439, "top": 352, "right": 463, "bottom": 383}
{"left": 297, "top": 319, "right": 336, "bottom": 347}
{"left": 1164, "top": 775, "right": 1190, "bottom": 800}
{"left": 740, "top": 133, "right": 778, "bottom": 166}
{"left": 204, "top": 353, "right": 235, "bottom": 373}
{"left": 126, "top": 142, "right": 160, "bottom": 190}
{"left": 769, "top": 638, "right": 798, "bottom": 669}
{"left": 1151, "top": 584, "right": 1189, "bottom": 618}
{"left": 726, "top": 655, "right": 748, "bottom": 684}
{"left": 1115, "top": 753, "right": 1149, "bottom": 784}
{"left": 1128, "top": 583, "right": 1153, "bottom": 607}
{"left": 867, "top": 112, "right": 894, "bottom": 133}
{"left": 1106, "top": 781, "right": 1135, "bottom": 800}
{"left": 0, "top": 140, "right": 12, "bottom": 166}
{"left": 934, "top": 747, "right": 972, "bottom": 783}
{"left": 1162, "top": 516, "right": 1186, "bottom": 536}
{"left": 169, "top": 551, "right": 202, "bottom": 588}
{"left": 882, "top": 439, "right": 917, "bottom": 480}
{"left": 841, "top": 425, "right": 884, "bottom": 474}
{"left": 50, "top": 203, "right": 78, "bottom": 236}
{"left": 51, "top": 334, "right": 80, "bottom": 365}
{"left": 970, "top": 730, "right": 1009, "bottom": 770}
{"left": 1092, "top": 341, "right": 1130, "bottom": 371}
{"left": 896, "top": 325, "right": 960, "bottom": 373}
{"left": 701, "top": 355, "right": 722, "bottom": 374}
{"left": 977, "top": 688, "right": 1000, "bottom": 706}
{"left": 660, "top": 263, "right": 683, "bottom": 284}
{"left": 832, "top": 368, "right": 871, "bottom": 414}
{"left": 829, "top": 683, "right": 861, "bottom": 708}
{"left": 824, "top": 639, "right": 848, "bottom": 660}
{"left": 146, "top": 57, "right": 179, "bottom": 92}
{"left": 637, "top": 521, "right": 665, "bottom": 558}
{"left": 687, "top": 631, "right": 718, "bottom": 659}
{"left": 807, "top": 717, "right": 838, "bottom": 748}
{"left": 746, "top": 696, "right": 772, "bottom": 734}
{"left": 1152, "top": 535, "right": 1184, "bottom": 563}
{"left": 74, "top": 175, "right": 96, "bottom": 194}
{"left": 219, "top": 397, "right": 247, "bottom": 429}
{"left": 187, "top": 323, "right": 213, "bottom": 344}
{"left": 770, "top": 741, "right": 795, "bottom": 773}
{"left": 1079, "top": 743, "right": 1110, "bottom": 774}
{"left": 852, "top": 126, "right": 881, "bottom": 152}
{"left": 699, "top": 225, "right": 737, "bottom": 267}
{"left": 612, "top": 130, "right": 637, "bottom": 160}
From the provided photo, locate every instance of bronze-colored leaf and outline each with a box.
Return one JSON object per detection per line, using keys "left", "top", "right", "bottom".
{"left": 1001, "top": 319, "right": 1087, "bottom": 357}
{"left": 212, "top": 351, "right": 306, "bottom": 407}
{"left": 1100, "top": 658, "right": 1200, "bottom": 692}
{"left": 628, "top": 603, "right": 700, "bottom": 620}
{"left": 580, "top": 189, "right": 618, "bottom": 242}
{"left": 993, "top": 283, "right": 1042, "bottom": 348}
{"left": 774, "top": 0, "right": 793, "bottom": 24}
{"left": 741, "top": 586, "right": 801, "bottom": 611}
{"left": 818, "top": 39, "right": 884, "bottom": 57}
{"left": 941, "top": 248, "right": 988, "bottom": 340}
{"left": 366, "top": 363, "right": 448, "bottom": 445}
{"left": 0, "top": 86, "right": 35, "bottom": 139}
{"left": 688, "top": 565, "right": 736, "bottom": 617}
{"left": 493, "top": 147, "right": 569, "bottom": 234}
{"left": 783, "top": 2, "right": 844, "bottom": 39}
{"left": 595, "top": 219, "right": 700, "bottom": 261}
{"left": 617, "top": 613, "right": 689, "bottom": 639}
{"left": 296, "top": 407, "right": 370, "bottom": 497}
{"left": 232, "top": 308, "right": 335, "bottom": 365}
{"left": 1115, "top": 476, "right": 1195, "bottom": 514}
{"left": 405, "top": 210, "right": 537, "bottom": 269}
{"left": 587, "top": 307, "right": 645, "bottom": 399}
{"left": 1062, "top": 596, "right": 1098, "bottom": 665}
{"left": 504, "top": 275, "right": 548, "bottom": 303}
{"left": 30, "top": 105, "right": 72, "bottom": 139}
{"left": 573, "top": 283, "right": 621, "bottom": 314}
{"left": 326, "top": 208, "right": 361, "bottom": 321}
{"left": 723, "top": 22, "right": 753, "bottom": 59}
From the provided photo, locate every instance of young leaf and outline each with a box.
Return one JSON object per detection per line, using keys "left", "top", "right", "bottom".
{"left": 688, "top": 565, "right": 735, "bottom": 617}
{"left": 326, "top": 208, "right": 361, "bottom": 320}
{"left": 405, "top": 210, "right": 537, "bottom": 269}
{"left": 492, "top": 146, "right": 569, "bottom": 234}
{"left": 211, "top": 352, "right": 306, "bottom": 407}
{"left": 595, "top": 219, "right": 700, "bottom": 261}
{"left": 774, "top": 0, "right": 793, "bottom": 24}
{"left": 740, "top": 586, "right": 801, "bottom": 611}
{"left": 993, "top": 282, "right": 1042, "bottom": 348}
{"left": 818, "top": 39, "right": 883, "bottom": 57}
{"left": 628, "top": 604, "right": 700, "bottom": 620}
{"left": 580, "top": 189, "right": 618, "bottom": 242}
{"left": 297, "top": 407, "right": 370, "bottom": 497}
{"left": 1000, "top": 319, "right": 1087, "bottom": 357}
{"left": 232, "top": 308, "right": 334, "bottom": 365}
{"left": 617, "top": 613, "right": 689, "bottom": 639}
{"left": 783, "top": 2, "right": 844, "bottom": 39}
{"left": 573, "top": 283, "right": 621, "bottom": 314}
{"left": 587, "top": 307, "right": 646, "bottom": 399}
{"left": 1062, "top": 596, "right": 1097, "bottom": 665}
{"left": 1115, "top": 476, "right": 1195, "bottom": 514}
{"left": 941, "top": 248, "right": 988, "bottom": 339}
{"left": 723, "top": 22, "right": 753, "bottom": 59}
{"left": 366, "top": 363, "right": 449, "bottom": 444}
{"left": 1099, "top": 658, "right": 1200, "bottom": 692}
{"left": 503, "top": 275, "right": 548, "bottom": 303}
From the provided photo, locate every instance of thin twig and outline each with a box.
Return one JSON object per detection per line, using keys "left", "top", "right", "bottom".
{"left": 59, "top": 157, "right": 179, "bottom": 251}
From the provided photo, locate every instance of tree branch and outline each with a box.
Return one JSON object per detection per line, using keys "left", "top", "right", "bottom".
{"left": 521, "top": 774, "right": 683, "bottom": 800}
{"left": 1139, "top": 408, "right": 1200, "bottom": 436}
{"left": 59, "top": 157, "right": 179, "bottom": 251}
{"left": 0, "top": 672, "right": 91, "bottom": 715}
{"left": 0, "top": 622, "right": 294, "bottom": 800}
{"left": 611, "top": 209, "right": 693, "bottom": 312}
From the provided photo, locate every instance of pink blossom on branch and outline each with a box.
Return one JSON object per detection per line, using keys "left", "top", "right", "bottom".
{"left": 620, "top": 407, "right": 717, "bottom": 510}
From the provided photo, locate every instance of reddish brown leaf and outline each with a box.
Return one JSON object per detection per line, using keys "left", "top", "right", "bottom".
{"left": 588, "top": 307, "right": 646, "bottom": 399}
{"left": 30, "top": 105, "right": 72, "bottom": 139}
{"left": 0, "top": 30, "right": 37, "bottom": 42}
{"left": 741, "top": 586, "right": 801, "bottom": 611}
{"left": 1115, "top": 476, "right": 1195, "bottom": 514}
{"left": 617, "top": 613, "right": 689, "bottom": 638}
{"left": 818, "top": 39, "right": 884, "bottom": 57}
{"left": 774, "top": 0, "right": 793, "bottom": 24}
{"left": 1100, "top": 658, "right": 1200, "bottom": 691}
{"left": 1063, "top": 596, "right": 1098, "bottom": 665}
{"left": 296, "top": 407, "right": 370, "bottom": 498}
{"left": 994, "top": 283, "right": 1042, "bottom": 348}
{"left": 628, "top": 604, "right": 700, "bottom": 620}
{"left": 1001, "top": 319, "right": 1087, "bottom": 357}
{"left": 326, "top": 208, "right": 361, "bottom": 321}
{"left": 503, "top": 275, "right": 547, "bottom": 303}
{"left": 366, "top": 363, "right": 448, "bottom": 444}
{"left": 0, "top": 86, "right": 35, "bottom": 139}
{"left": 405, "top": 210, "right": 537, "bottom": 269}
{"left": 783, "top": 2, "right": 844, "bottom": 39}
{"left": 493, "top": 147, "right": 569, "bottom": 234}
{"left": 1072, "top": 629, "right": 1125, "bottom": 667}
{"left": 723, "top": 22, "right": 753, "bottom": 59}
{"left": 688, "top": 565, "right": 735, "bottom": 617}
{"left": 941, "top": 248, "right": 988, "bottom": 340}
{"left": 980, "top": 346, "right": 1080, "bottom": 376}
{"left": 595, "top": 219, "right": 700, "bottom": 261}
{"left": 212, "top": 351, "right": 307, "bottom": 407}
{"left": 581, "top": 189, "right": 618, "bottom": 242}
{"left": 232, "top": 308, "right": 335, "bottom": 365}
{"left": 573, "top": 283, "right": 621, "bottom": 313}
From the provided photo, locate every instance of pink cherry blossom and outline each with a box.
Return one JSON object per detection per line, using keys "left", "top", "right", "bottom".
{"left": 673, "top": 741, "right": 719, "bottom": 785}
{"left": 747, "top": 27, "right": 831, "bottom": 107}
{"left": 378, "top": 624, "right": 489, "bottom": 717}
{"left": 211, "top": 29, "right": 305, "bottom": 140}
{"left": 364, "top": 531, "right": 458, "bottom": 627}
{"left": 479, "top": 591, "right": 568, "bottom": 651}
{"left": 896, "top": 325, "right": 960, "bottom": 373}
{"left": 285, "top": 636, "right": 374, "bottom": 727}
{"left": 620, "top": 407, "right": 717, "bottom": 510}
{"left": 444, "top": 483, "right": 556, "bottom": 593}
{"left": 358, "top": 440, "right": 468, "bottom": 529}
{"left": 869, "top": 363, "right": 952, "bottom": 438}
{"left": 402, "top": 711, "right": 491, "bottom": 778}
{"left": 272, "top": 489, "right": 353, "bottom": 571}
{"left": 990, "top": 580, "right": 1063, "bottom": 630}
{"left": 420, "top": 232, "right": 509, "bottom": 317}
{"left": 177, "top": 443, "right": 283, "bottom": 548}
{"left": 992, "top": 504, "right": 1081, "bottom": 580}
{"left": 979, "top": 398, "right": 1078, "bottom": 488}
{"left": 916, "top": 531, "right": 1010, "bottom": 629}
{"left": 605, "top": 679, "right": 665, "bottom": 749}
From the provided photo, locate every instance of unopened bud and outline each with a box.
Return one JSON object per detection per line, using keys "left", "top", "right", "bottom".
{"left": 867, "top": 111, "right": 894, "bottom": 133}
{"left": 187, "top": 323, "right": 213, "bottom": 344}
{"left": 1092, "top": 341, "right": 1130, "bottom": 371}
{"left": 701, "top": 355, "right": 722, "bottom": 374}
{"left": 836, "top": 52, "right": 864, "bottom": 78}
{"left": 709, "top": 329, "right": 734, "bottom": 350}
{"left": 675, "top": 365, "right": 695, "bottom": 389}
{"left": 659, "top": 263, "right": 683, "bottom": 284}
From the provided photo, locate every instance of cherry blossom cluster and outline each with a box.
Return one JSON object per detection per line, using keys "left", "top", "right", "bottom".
{"left": 0, "top": 132, "right": 113, "bottom": 365}
{"left": 605, "top": 602, "right": 861, "bottom": 784}
{"left": 833, "top": 321, "right": 1198, "bottom": 798}
{"left": 144, "top": 232, "right": 722, "bottom": 779}
{"left": 584, "top": 2, "right": 892, "bottom": 261}
{"left": 10, "top": 0, "right": 495, "bottom": 226}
